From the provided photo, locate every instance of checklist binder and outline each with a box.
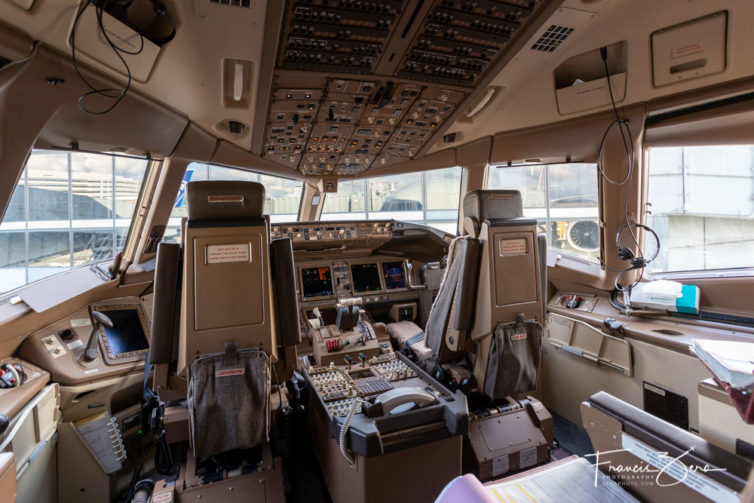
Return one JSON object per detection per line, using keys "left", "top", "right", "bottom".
{"left": 693, "top": 339, "right": 754, "bottom": 424}
{"left": 74, "top": 411, "right": 127, "bottom": 474}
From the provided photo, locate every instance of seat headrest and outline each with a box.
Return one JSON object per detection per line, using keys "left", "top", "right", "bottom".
{"left": 462, "top": 190, "right": 523, "bottom": 224}
{"left": 187, "top": 181, "right": 265, "bottom": 221}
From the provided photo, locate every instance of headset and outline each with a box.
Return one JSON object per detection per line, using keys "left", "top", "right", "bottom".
{"left": 615, "top": 222, "right": 660, "bottom": 270}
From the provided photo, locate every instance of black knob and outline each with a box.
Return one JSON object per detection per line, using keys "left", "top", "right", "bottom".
{"left": 0, "top": 414, "right": 8, "bottom": 435}
{"left": 58, "top": 328, "right": 76, "bottom": 341}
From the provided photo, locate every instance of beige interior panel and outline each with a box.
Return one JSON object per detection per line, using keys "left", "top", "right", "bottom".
{"left": 493, "top": 231, "right": 538, "bottom": 307}
{"left": 0, "top": 20, "right": 32, "bottom": 59}
{"left": 179, "top": 221, "right": 276, "bottom": 374}
{"left": 58, "top": 373, "right": 143, "bottom": 423}
{"left": 193, "top": 235, "right": 264, "bottom": 330}
{"left": 542, "top": 328, "right": 709, "bottom": 431}
{"left": 57, "top": 422, "right": 110, "bottom": 503}
{"left": 0, "top": 0, "right": 270, "bottom": 151}
{"left": 546, "top": 313, "right": 633, "bottom": 376}
{"left": 71, "top": 5, "right": 160, "bottom": 83}
{"left": 547, "top": 296, "right": 754, "bottom": 353}
{"left": 2, "top": 383, "right": 60, "bottom": 503}
{"left": 651, "top": 11, "right": 728, "bottom": 88}
{"left": 698, "top": 379, "right": 754, "bottom": 454}
{"left": 15, "top": 440, "right": 55, "bottom": 503}
{"left": 0, "top": 453, "right": 16, "bottom": 503}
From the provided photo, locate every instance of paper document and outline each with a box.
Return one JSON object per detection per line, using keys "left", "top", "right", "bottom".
{"left": 485, "top": 457, "right": 638, "bottom": 502}
{"left": 75, "top": 411, "right": 127, "bottom": 474}
{"left": 693, "top": 339, "right": 754, "bottom": 390}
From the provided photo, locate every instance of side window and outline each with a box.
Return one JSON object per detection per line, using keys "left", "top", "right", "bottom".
{"left": 0, "top": 150, "right": 149, "bottom": 293}
{"left": 164, "top": 163, "right": 303, "bottom": 242}
{"left": 321, "top": 167, "right": 462, "bottom": 234}
{"left": 487, "top": 163, "right": 600, "bottom": 262}
{"left": 647, "top": 146, "right": 754, "bottom": 273}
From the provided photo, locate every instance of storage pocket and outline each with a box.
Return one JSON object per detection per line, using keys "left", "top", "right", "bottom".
{"left": 483, "top": 318, "right": 542, "bottom": 400}
{"left": 187, "top": 348, "right": 270, "bottom": 458}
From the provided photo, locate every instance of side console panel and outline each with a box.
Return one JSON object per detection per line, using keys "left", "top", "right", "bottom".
{"left": 17, "top": 297, "right": 149, "bottom": 385}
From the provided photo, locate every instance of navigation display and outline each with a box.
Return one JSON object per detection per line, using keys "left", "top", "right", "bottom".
{"left": 101, "top": 308, "right": 149, "bottom": 356}
{"left": 301, "top": 267, "right": 334, "bottom": 298}
{"left": 382, "top": 262, "right": 406, "bottom": 289}
{"left": 351, "top": 263, "right": 382, "bottom": 293}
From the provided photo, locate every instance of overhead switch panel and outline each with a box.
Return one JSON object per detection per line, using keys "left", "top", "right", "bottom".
{"left": 265, "top": 0, "right": 551, "bottom": 175}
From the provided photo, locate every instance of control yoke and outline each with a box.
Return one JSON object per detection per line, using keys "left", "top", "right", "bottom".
{"left": 402, "top": 259, "right": 427, "bottom": 290}
{"left": 84, "top": 310, "right": 114, "bottom": 362}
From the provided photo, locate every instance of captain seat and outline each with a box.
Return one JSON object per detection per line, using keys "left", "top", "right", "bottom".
{"left": 146, "top": 180, "right": 300, "bottom": 459}
{"left": 180, "top": 180, "right": 277, "bottom": 457}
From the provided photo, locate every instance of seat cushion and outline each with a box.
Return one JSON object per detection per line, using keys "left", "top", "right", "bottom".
{"left": 463, "top": 190, "right": 523, "bottom": 224}
{"left": 187, "top": 180, "right": 265, "bottom": 220}
{"left": 387, "top": 321, "right": 433, "bottom": 360}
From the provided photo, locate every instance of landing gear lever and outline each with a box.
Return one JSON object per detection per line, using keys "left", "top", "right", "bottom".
{"left": 84, "top": 310, "right": 114, "bottom": 362}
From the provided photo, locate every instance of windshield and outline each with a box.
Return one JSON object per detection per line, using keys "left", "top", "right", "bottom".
{"left": 321, "top": 167, "right": 461, "bottom": 233}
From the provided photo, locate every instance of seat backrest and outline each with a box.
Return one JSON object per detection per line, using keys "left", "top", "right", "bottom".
{"left": 422, "top": 190, "right": 547, "bottom": 374}
{"left": 177, "top": 180, "right": 276, "bottom": 375}
{"left": 463, "top": 190, "right": 544, "bottom": 330}
{"left": 462, "top": 190, "right": 544, "bottom": 332}
{"left": 459, "top": 190, "right": 546, "bottom": 397}
{"left": 171, "top": 180, "right": 281, "bottom": 457}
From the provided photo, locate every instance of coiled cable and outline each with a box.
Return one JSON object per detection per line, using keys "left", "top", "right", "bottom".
{"left": 339, "top": 399, "right": 366, "bottom": 466}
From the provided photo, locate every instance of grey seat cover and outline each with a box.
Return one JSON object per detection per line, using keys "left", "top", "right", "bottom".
{"left": 187, "top": 346, "right": 270, "bottom": 458}
{"left": 425, "top": 236, "right": 480, "bottom": 361}
{"left": 483, "top": 318, "right": 542, "bottom": 400}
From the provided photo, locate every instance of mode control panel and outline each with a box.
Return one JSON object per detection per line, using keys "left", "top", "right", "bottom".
{"left": 271, "top": 221, "right": 392, "bottom": 243}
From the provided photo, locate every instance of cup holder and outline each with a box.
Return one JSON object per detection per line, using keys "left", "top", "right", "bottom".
{"left": 652, "top": 328, "right": 684, "bottom": 336}
{"left": 57, "top": 328, "right": 76, "bottom": 341}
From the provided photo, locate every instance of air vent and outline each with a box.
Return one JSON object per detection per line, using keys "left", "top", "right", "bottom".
{"left": 531, "top": 25, "right": 574, "bottom": 52}
{"left": 210, "top": 0, "right": 252, "bottom": 7}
